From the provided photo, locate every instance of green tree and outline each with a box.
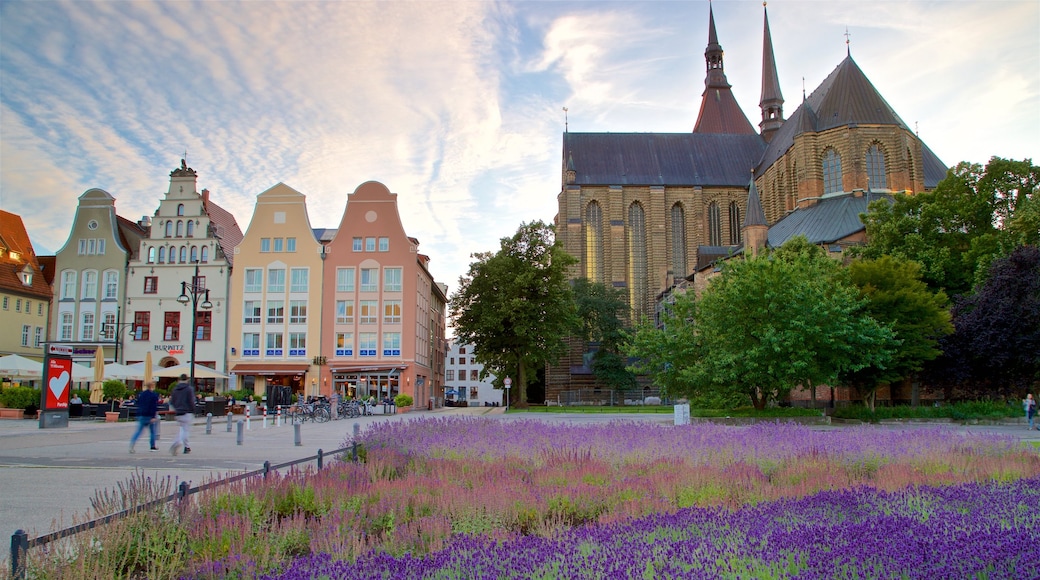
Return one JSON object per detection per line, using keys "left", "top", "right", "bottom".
{"left": 449, "top": 221, "right": 578, "bottom": 406}
{"left": 626, "top": 289, "right": 704, "bottom": 400}
{"left": 840, "top": 256, "right": 953, "bottom": 410}
{"left": 572, "top": 278, "right": 635, "bottom": 392}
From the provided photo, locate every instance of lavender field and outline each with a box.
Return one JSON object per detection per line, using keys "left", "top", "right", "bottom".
{"left": 34, "top": 418, "right": 1040, "bottom": 579}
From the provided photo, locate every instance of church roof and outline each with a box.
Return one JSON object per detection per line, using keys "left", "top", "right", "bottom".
{"left": 564, "top": 132, "right": 765, "bottom": 187}
{"left": 768, "top": 192, "right": 889, "bottom": 247}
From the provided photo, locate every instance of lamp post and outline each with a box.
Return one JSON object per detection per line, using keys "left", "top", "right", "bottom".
{"left": 177, "top": 262, "right": 212, "bottom": 390}
{"left": 100, "top": 306, "right": 135, "bottom": 364}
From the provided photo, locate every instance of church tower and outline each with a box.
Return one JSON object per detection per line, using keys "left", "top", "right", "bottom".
{"left": 693, "top": 4, "right": 757, "bottom": 135}
{"left": 758, "top": 4, "right": 784, "bottom": 141}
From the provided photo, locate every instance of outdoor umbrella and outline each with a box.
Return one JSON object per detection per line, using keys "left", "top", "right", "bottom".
{"left": 153, "top": 363, "right": 228, "bottom": 380}
{"left": 104, "top": 363, "right": 143, "bottom": 381}
{"left": 144, "top": 351, "right": 153, "bottom": 385}
{"left": 0, "top": 354, "right": 43, "bottom": 379}
{"left": 88, "top": 348, "right": 105, "bottom": 404}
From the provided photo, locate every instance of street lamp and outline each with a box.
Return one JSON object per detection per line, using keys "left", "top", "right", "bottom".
{"left": 100, "top": 306, "right": 135, "bottom": 364}
{"left": 177, "top": 262, "right": 212, "bottom": 390}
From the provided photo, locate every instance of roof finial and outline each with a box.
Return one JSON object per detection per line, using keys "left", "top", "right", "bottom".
{"left": 563, "top": 107, "right": 569, "bottom": 133}
{"left": 844, "top": 27, "right": 851, "bottom": 56}
{"left": 802, "top": 77, "right": 806, "bottom": 101}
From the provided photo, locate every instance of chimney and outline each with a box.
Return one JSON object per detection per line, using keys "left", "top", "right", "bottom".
{"left": 139, "top": 215, "right": 152, "bottom": 228}
{"left": 202, "top": 188, "right": 210, "bottom": 206}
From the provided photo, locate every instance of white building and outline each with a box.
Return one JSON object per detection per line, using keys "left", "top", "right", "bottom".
{"left": 444, "top": 341, "right": 500, "bottom": 407}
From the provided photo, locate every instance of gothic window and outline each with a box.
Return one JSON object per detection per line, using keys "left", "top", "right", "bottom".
{"left": 147, "top": 246, "right": 156, "bottom": 263}
{"left": 179, "top": 246, "right": 187, "bottom": 263}
{"left": 707, "top": 201, "right": 722, "bottom": 246}
{"left": 866, "top": 144, "right": 887, "bottom": 190}
{"left": 201, "top": 246, "right": 209, "bottom": 263}
{"left": 823, "top": 148, "right": 843, "bottom": 194}
{"left": 670, "top": 204, "right": 686, "bottom": 279}
{"left": 186, "top": 220, "right": 195, "bottom": 237}
{"left": 176, "top": 220, "right": 184, "bottom": 237}
{"left": 158, "top": 246, "right": 166, "bottom": 263}
{"left": 585, "top": 201, "right": 603, "bottom": 283}
{"left": 190, "top": 246, "right": 198, "bottom": 263}
{"left": 165, "top": 221, "right": 173, "bottom": 237}
{"left": 728, "top": 202, "right": 742, "bottom": 245}
{"left": 627, "top": 203, "right": 648, "bottom": 319}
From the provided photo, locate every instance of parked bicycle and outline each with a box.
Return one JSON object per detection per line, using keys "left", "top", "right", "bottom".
{"left": 287, "top": 401, "right": 330, "bottom": 423}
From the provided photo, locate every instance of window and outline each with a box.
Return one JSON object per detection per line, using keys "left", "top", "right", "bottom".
{"left": 336, "top": 268, "right": 355, "bottom": 292}
{"left": 97, "top": 239, "right": 105, "bottom": 255}
{"left": 38, "top": 303, "right": 43, "bottom": 316}
{"left": 201, "top": 246, "right": 209, "bottom": 263}
{"left": 265, "top": 332, "right": 283, "bottom": 356}
{"left": 359, "top": 333, "right": 377, "bottom": 356}
{"left": 243, "top": 301, "right": 261, "bottom": 324}
{"left": 866, "top": 144, "right": 887, "bottom": 190}
{"left": 78, "top": 240, "right": 86, "bottom": 255}
{"left": 585, "top": 201, "right": 604, "bottom": 283}
{"left": 267, "top": 301, "right": 285, "bottom": 324}
{"left": 101, "top": 312, "right": 116, "bottom": 340}
{"left": 186, "top": 220, "right": 194, "bottom": 237}
{"left": 242, "top": 333, "right": 261, "bottom": 356}
{"left": 470, "top": 387, "right": 478, "bottom": 399}
{"left": 289, "top": 301, "right": 307, "bottom": 324}
{"left": 104, "top": 271, "right": 118, "bottom": 300}
{"left": 21, "top": 325, "right": 30, "bottom": 347}
{"left": 60, "top": 312, "right": 74, "bottom": 341}
{"left": 446, "top": 370, "right": 455, "bottom": 381}
{"left": 176, "top": 220, "right": 184, "bottom": 237}
{"left": 382, "top": 332, "right": 401, "bottom": 356}
{"left": 177, "top": 203, "right": 185, "bottom": 216}
{"left": 79, "top": 312, "right": 94, "bottom": 341}
{"left": 165, "top": 221, "right": 173, "bottom": 237}
{"left": 61, "top": 271, "right": 76, "bottom": 299}
{"left": 179, "top": 246, "right": 187, "bottom": 263}
{"left": 470, "top": 370, "right": 478, "bottom": 381}
{"left": 360, "top": 268, "right": 378, "bottom": 292}
{"left": 707, "top": 201, "right": 722, "bottom": 246}
{"left": 335, "top": 332, "right": 353, "bottom": 356}
{"left": 192, "top": 274, "right": 206, "bottom": 291}
{"left": 459, "top": 347, "right": 466, "bottom": 354}
{"left": 34, "top": 327, "right": 42, "bottom": 348}
{"left": 365, "top": 237, "right": 376, "bottom": 252}
{"left": 190, "top": 246, "right": 198, "bottom": 263}
{"left": 450, "top": 357, "right": 455, "bottom": 365}
{"left": 378, "top": 237, "right": 389, "bottom": 252}
{"left": 383, "top": 300, "right": 401, "bottom": 324}
{"left": 144, "top": 276, "right": 158, "bottom": 294}
{"left": 158, "top": 247, "right": 166, "bottom": 263}
{"left": 384, "top": 268, "right": 402, "bottom": 292}
{"left": 133, "top": 311, "right": 150, "bottom": 340}
{"left": 336, "top": 300, "right": 354, "bottom": 324}
{"left": 823, "top": 148, "right": 843, "bottom": 194}
{"left": 244, "top": 269, "right": 262, "bottom": 293}
{"left": 16, "top": 298, "right": 21, "bottom": 312}
{"left": 359, "top": 300, "right": 378, "bottom": 324}
{"left": 728, "top": 202, "right": 742, "bottom": 245}
{"left": 628, "top": 202, "right": 648, "bottom": 317}
{"left": 25, "top": 300, "right": 31, "bottom": 313}
{"left": 671, "top": 204, "right": 686, "bottom": 280}
{"left": 267, "top": 268, "right": 285, "bottom": 293}
{"left": 270, "top": 238, "right": 282, "bottom": 252}
{"left": 286, "top": 238, "right": 296, "bottom": 252}
{"left": 81, "top": 271, "right": 97, "bottom": 300}
{"left": 195, "top": 311, "right": 212, "bottom": 341}
{"left": 288, "top": 333, "right": 306, "bottom": 356}
{"left": 290, "top": 268, "right": 308, "bottom": 293}
{"left": 164, "top": 312, "right": 180, "bottom": 341}
{"left": 148, "top": 247, "right": 156, "bottom": 263}
{"left": 352, "top": 237, "right": 362, "bottom": 252}
{"left": 260, "top": 238, "right": 271, "bottom": 252}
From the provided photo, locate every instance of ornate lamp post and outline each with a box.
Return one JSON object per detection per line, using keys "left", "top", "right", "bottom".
{"left": 100, "top": 306, "right": 135, "bottom": 364}
{"left": 177, "top": 262, "right": 212, "bottom": 389}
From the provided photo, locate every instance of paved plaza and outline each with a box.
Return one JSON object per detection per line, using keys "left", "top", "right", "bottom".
{"left": 1, "top": 407, "right": 1037, "bottom": 543}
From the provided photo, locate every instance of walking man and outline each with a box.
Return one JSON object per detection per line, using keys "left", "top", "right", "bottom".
{"left": 169, "top": 373, "right": 195, "bottom": 455}
{"left": 129, "top": 381, "right": 159, "bottom": 453}
{"left": 1025, "top": 394, "right": 1037, "bottom": 430}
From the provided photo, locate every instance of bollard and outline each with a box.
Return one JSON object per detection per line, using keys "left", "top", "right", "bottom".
{"left": 226, "top": 411, "right": 233, "bottom": 432}
{"left": 236, "top": 420, "right": 244, "bottom": 446}
{"left": 263, "top": 460, "right": 271, "bottom": 479}
{"left": 353, "top": 422, "right": 361, "bottom": 440}
{"left": 11, "top": 529, "right": 28, "bottom": 580}
{"left": 294, "top": 422, "right": 302, "bottom": 446}
{"left": 352, "top": 440, "right": 358, "bottom": 462}
{"left": 262, "top": 406, "right": 268, "bottom": 429}
{"left": 205, "top": 412, "right": 213, "bottom": 435}
{"left": 178, "top": 481, "right": 190, "bottom": 500}
{"left": 277, "top": 405, "right": 282, "bottom": 427}
{"left": 317, "top": 448, "right": 324, "bottom": 471}
{"left": 246, "top": 407, "right": 251, "bottom": 430}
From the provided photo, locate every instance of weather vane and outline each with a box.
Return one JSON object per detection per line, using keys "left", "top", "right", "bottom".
{"left": 563, "top": 107, "right": 569, "bottom": 132}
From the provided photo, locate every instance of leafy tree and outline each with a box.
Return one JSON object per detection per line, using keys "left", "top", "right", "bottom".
{"left": 924, "top": 245, "right": 1040, "bottom": 400}
{"left": 626, "top": 289, "right": 704, "bottom": 400}
{"left": 572, "top": 278, "right": 636, "bottom": 392}
{"left": 449, "top": 221, "right": 578, "bottom": 406}
{"left": 840, "top": 256, "right": 953, "bottom": 409}
{"left": 857, "top": 157, "right": 1038, "bottom": 297}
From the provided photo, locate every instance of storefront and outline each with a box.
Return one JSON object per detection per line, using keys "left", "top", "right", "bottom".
{"left": 331, "top": 365, "right": 407, "bottom": 402}
{"left": 229, "top": 363, "right": 311, "bottom": 403}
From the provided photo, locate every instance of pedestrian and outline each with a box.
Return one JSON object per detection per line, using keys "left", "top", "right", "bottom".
{"left": 129, "top": 381, "right": 159, "bottom": 453}
{"left": 1025, "top": 394, "right": 1037, "bottom": 430}
{"left": 169, "top": 373, "right": 195, "bottom": 455}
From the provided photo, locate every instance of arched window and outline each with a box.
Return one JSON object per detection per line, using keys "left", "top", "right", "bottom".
{"left": 176, "top": 220, "right": 184, "bottom": 237}
{"left": 670, "top": 204, "right": 687, "bottom": 279}
{"left": 866, "top": 144, "right": 887, "bottom": 190}
{"left": 907, "top": 147, "right": 915, "bottom": 191}
{"left": 147, "top": 246, "right": 156, "bottom": 264}
{"left": 186, "top": 220, "right": 195, "bottom": 237}
{"left": 707, "top": 201, "right": 722, "bottom": 246}
{"left": 177, "top": 203, "right": 185, "bottom": 216}
{"left": 165, "top": 221, "right": 173, "bottom": 238}
{"left": 190, "top": 246, "right": 198, "bottom": 263}
{"left": 823, "top": 148, "right": 843, "bottom": 194}
{"left": 627, "top": 203, "right": 648, "bottom": 320}
{"left": 179, "top": 246, "right": 187, "bottom": 263}
{"left": 585, "top": 201, "right": 604, "bottom": 283}
{"left": 158, "top": 247, "right": 166, "bottom": 263}
{"left": 201, "top": 246, "right": 209, "bottom": 263}
{"left": 728, "top": 202, "right": 742, "bottom": 245}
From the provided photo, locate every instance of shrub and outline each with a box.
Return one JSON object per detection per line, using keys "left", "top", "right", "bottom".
{"left": 394, "top": 394, "right": 413, "bottom": 407}
{"left": 0, "top": 386, "right": 41, "bottom": 410}
{"left": 102, "top": 380, "right": 128, "bottom": 401}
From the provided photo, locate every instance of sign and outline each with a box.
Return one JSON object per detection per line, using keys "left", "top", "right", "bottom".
{"left": 48, "top": 344, "right": 74, "bottom": 356}
{"left": 45, "top": 358, "right": 72, "bottom": 409}
{"left": 504, "top": 376, "right": 512, "bottom": 389}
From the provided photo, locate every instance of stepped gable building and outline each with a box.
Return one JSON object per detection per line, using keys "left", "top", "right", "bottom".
{"left": 50, "top": 189, "right": 148, "bottom": 365}
{"left": 122, "top": 161, "right": 243, "bottom": 389}
{"left": 226, "top": 182, "right": 326, "bottom": 400}
{"left": 550, "top": 5, "right": 948, "bottom": 399}
{"left": 0, "top": 211, "right": 53, "bottom": 359}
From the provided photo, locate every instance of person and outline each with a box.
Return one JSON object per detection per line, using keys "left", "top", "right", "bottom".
{"left": 129, "top": 382, "right": 159, "bottom": 453}
{"left": 70, "top": 393, "right": 82, "bottom": 405}
{"left": 169, "top": 374, "right": 195, "bottom": 455}
{"left": 1025, "top": 394, "right": 1037, "bottom": 430}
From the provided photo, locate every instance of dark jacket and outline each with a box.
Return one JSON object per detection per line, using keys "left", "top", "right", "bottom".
{"left": 136, "top": 389, "right": 159, "bottom": 419}
{"left": 170, "top": 381, "right": 195, "bottom": 415}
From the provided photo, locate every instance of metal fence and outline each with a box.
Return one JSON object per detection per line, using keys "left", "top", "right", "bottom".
{"left": 551, "top": 388, "right": 667, "bottom": 407}
{"left": 9, "top": 442, "right": 360, "bottom": 580}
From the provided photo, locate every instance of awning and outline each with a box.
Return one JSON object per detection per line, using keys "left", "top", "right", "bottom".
{"left": 230, "top": 363, "right": 310, "bottom": 376}
{"left": 330, "top": 365, "right": 406, "bottom": 374}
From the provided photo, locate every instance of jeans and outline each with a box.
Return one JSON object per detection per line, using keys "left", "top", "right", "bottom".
{"left": 172, "top": 413, "right": 192, "bottom": 449}
{"left": 129, "top": 416, "right": 157, "bottom": 449}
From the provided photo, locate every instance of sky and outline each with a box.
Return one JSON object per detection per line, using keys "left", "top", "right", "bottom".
{"left": 2, "top": 0, "right": 1038, "bottom": 297}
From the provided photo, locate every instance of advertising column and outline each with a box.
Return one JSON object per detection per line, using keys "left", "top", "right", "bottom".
{"left": 39, "top": 345, "right": 72, "bottom": 429}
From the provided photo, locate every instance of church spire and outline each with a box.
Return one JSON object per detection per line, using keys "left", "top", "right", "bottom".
{"left": 759, "top": 3, "right": 784, "bottom": 142}
{"left": 704, "top": 3, "right": 727, "bottom": 88}
{"left": 694, "top": 3, "right": 757, "bottom": 135}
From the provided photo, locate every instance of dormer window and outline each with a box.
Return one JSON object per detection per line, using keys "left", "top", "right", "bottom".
{"left": 19, "top": 264, "right": 33, "bottom": 287}
{"left": 10, "top": 251, "right": 20, "bottom": 261}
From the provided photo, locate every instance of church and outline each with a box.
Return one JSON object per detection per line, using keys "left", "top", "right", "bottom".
{"left": 549, "top": 4, "right": 948, "bottom": 400}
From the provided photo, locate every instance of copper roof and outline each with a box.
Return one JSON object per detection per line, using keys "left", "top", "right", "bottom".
{"left": 767, "top": 192, "right": 889, "bottom": 247}
{"left": 0, "top": 210, "right": 53, "bottom": 299}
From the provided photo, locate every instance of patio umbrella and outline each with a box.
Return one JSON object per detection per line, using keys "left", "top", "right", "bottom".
{"left": 144, "top": 351, "right": 153, "bottom": 385}
{"left": 153, "top": 363, "right": 228, "bottom": 380}
{"left": 88, "top": 348, "right": 105, "bottom": 403}
{"left": 104, "top": 363, "right": 142, "bottom": 381}
{"left": 0, "top": 354, "right": 43, "bottom": 379}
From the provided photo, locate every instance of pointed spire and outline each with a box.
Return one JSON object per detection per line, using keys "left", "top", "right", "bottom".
{"left": 758, "top": 2, "right": 784, "bottom": 142}
{"left": 694, "top": 4, "right": 757, "bottom": 135}
{"left": 743, "top": 175, "right": 769, "bottom": 257}
{"left": 743, "top": 176, "right": 767, "bottom": 228}
{"left": 704, "top": 2, "right": 725, "bottom": 83}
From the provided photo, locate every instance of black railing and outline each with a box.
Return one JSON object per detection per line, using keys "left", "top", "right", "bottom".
{"left": 9, "top": 442, "right": 359, "bottom": 579}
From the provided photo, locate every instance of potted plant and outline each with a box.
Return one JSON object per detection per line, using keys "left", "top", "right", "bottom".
{"left": 102, "top": 380, "right": 129, "bottom": 421}
{"left": 394, "top": 394, "right": 413, "bottom": 414}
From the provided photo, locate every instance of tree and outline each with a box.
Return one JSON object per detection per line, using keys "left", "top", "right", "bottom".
{"left": 840, "top": 256, "right": 953, "bottom": 409}
{"left": 449, "top": 221, "right": 578, "bottom": 406}
{"left": 925, "top": 245, "right": 1040, "bottom": 400}
{"left": 626, "top": 289, "right": 706, "bottom": 400}
{"left": 571, "top": 278, "right": 636, "bottom": 392}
